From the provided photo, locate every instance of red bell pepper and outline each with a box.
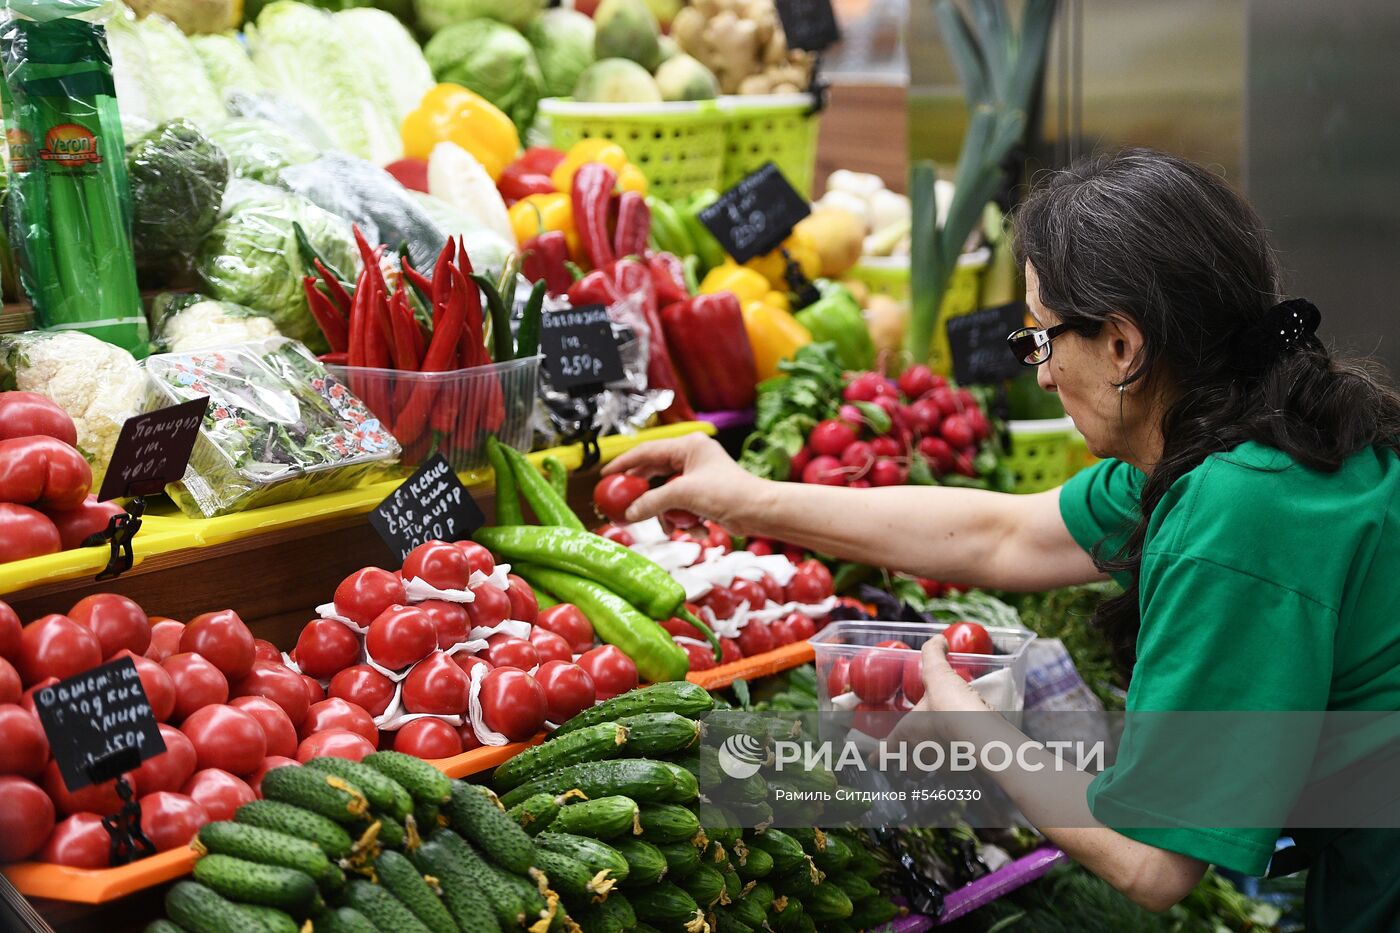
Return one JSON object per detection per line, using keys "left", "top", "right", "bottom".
{"left": 659, "top": 292, "right": 757, "bottom": 412}
{"left": 567, "top": 269, "right": 621, "bottom": 308}
{"left": 522, "top": 231, "right": 574, "bottom": 296}
{"left": 516, "top": 147, "right": 566, "bottom": 175}
{"left": 572, "top": 162, "right": 617, "bottom": 269}
{"left": 646, "top": 251, "right": 689, "bottom": 307}
{"left": 497, "top": 166, "right": 557, "bottom": 205}
{"left": 613, "top": 191, "right": 650, "bottom": 258}
{"left": 612, "top": 258, "right": 696, "bottom": 423}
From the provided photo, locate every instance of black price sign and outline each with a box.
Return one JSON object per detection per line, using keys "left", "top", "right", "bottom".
{"left": 699, "top": 163, "right": 811, "bottom": 264}
{"left": 33, "top": 657, "right": 165, "bottom": 791}
{"left": 540, "top": 305, "right": 626, "bottom": 391}
{"left": 369, "top": 453, "right": 485, "bottom": 562}
{"left": 98, "top": 397, "right": 209, "bottom": 502}
{"left": 946, "top": 302, "right": 1029, "bottom": 386}
{"left": 775, "top": 0, "right": 841, "bottom": 52}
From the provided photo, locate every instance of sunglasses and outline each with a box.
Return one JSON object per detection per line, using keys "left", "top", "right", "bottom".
{"left": 1007, "top": 323, "right": 1072, "bottom": 366}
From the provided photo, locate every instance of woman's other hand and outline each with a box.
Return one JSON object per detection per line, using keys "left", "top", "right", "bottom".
{"left": 603, "top": 433, "right": 766, "bottom": 532}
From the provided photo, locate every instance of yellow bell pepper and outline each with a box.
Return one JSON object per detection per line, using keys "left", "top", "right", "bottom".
{"left": 509, "top": 193, "right": 572, "bottom": 243}
{"left": 699, "top": 264, "right": 772, "bottom": 304}
{"left": 742, "top": 299, "right": 813, "bottom": 380}
{"left": 617, "top": 163, "right": 647, "bottom": 194}
{"left": 744, "top": 232, "right": 822, "bottom": 290}
{"left": 401, "top": 84, "right": 519, "bottom": 180}
{"left": 551, "top": 139, "right": 649, "bottom": 195}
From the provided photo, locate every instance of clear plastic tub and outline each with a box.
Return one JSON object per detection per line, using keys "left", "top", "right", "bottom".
{"left": 810, "top": 619, "right": 1036, "bottom": 712}
{"left": 327, "top": 355, "right": 539, "bottom": 472}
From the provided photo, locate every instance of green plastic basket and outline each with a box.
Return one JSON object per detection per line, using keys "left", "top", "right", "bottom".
{"left": 719, "top": 94, "right": 821, "bottom": 197}
{"left": 1005, "top": 418, "right": 1078, "bottom": 494}
{"left": 539, "top": 98, "right": 728, "bottom": 202}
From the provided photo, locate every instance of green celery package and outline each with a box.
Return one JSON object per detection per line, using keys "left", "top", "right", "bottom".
{"left": 0, "top": 0, "right": 148, "bottom": 356}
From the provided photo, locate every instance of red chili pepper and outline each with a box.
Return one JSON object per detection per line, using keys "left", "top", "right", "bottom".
{"left": 660, "top": 292, "right": 757, "bottom": 411}
{"left": 320, "top": 352, "right": 348, "bottom": 365}
{"left": 646, "top": 251, "right": 689, "bottom": 307}
{"left": 572, "top": 162, "right": 617, "bottom": 269}
{"left": 515, "top": 147, "right": 566, "bottom": 175}
{"left": 397, "top": 263, "right": 468, "bottom": 443}
{"left": 399, "top": 257, "right": 434, "bottom": 306}
{"left": 313, "top": 260, "right": 353, "bottom": 317}
{"left": 611, "top": 258, "right": 696, "bottom": 423}
{"left": 521, "top": 231, "right": 574, "bottom": 296}
{"left": 613, "top": 191, "right": 650, "bottom": 259}
{"left": 303, "top": 276, "right": 349, "bottom": 353}
{"left": 497, "top": 165, "right": 557, "bottom": 205}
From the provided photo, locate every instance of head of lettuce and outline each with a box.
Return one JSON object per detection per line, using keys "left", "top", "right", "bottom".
{"left": 415, "top": 0, "right": 545, "bottom": 35}
{"left": 424, "top": 19, "right": 545, "bottom": 134}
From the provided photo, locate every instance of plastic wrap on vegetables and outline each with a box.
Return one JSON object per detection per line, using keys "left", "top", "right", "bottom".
{"left": 148, "top": 292, "right": 280, "bottom": 353}
{"left": 204, "top": 116, "right": 319, "bottom": 185}
{"left": 190, "top": 31, "right": 265, "bottom": 101}
{"left": 224, "top": 89, "right": 335, "bottom": 152}
{"left": 146, "top": 337, "right": 399, "bottom": 517}
{"left": 127, "top": 120, "right": 229, "bottom": 278}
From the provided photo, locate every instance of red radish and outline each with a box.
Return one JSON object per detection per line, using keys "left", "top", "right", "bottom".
{"left": 870, "top": 436, "right": 901, "bottom": 459}
{"left": 909, "top": 398, "right": 943, "bottom": 435}
{"left": 919, "top": 436, "right": 954, "bottom": 473}
{"left": 719, "top": 638, "right": 742, "bottom": 664}
{"left": 870, "top": 459, "right": 907, "bottom": 487}
{"left": 746, "top": 538, "right": 776, "bottom": 557}
{"left": 843, "top": 372, "right": 884, "bottom": 402}
{"left": 802, "top": 456, "right": 846, "bottom": 486}
{"left": 840, "top": 441, "right": 875, "bottom": 472}
{"left": 809, "top": 419, "right": 858, "bottom": 457}
{"left": 788, "top": 446, "right": 812, "bottom": 477}
{"left": 954, "top": 450, "right": 979, "bottom": 477}
{"left": 928, "top": 386, "right": 959, "bottom": 417}
{"left": 850, "top": 479, "right": 871, "bottom": 488}
{"left": 872, "top": 395, "right": 901, "bottom": 421}
{"left": 941, "top": 414, "right": 975, "bottom": 449}
{"left": 967, "top": 407, "right": 991, "bottom": 441}
{"left": 679, "top": 641, "right": 716, "bottom": 671}
{"left": 956, "top": 387, "right": 978, "bottom": 411}
{"left": 838, "top": 403, "right": 864, "bottom": 425}
{"left": 897, "top": 364, "right": 936, "bottom": 400}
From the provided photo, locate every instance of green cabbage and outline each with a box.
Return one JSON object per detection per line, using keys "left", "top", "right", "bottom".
{"left": 526, "top": 8, "right": 595, "bottom": 98}
{"left": 204, "top": 118, "right": 320, "bottom": 184}
{"left": 191, "top": 32, "right": 265, "bottom": 101}
{"left": 424, "top": 19, "right": 544, "bottom": 133}
{"left": 130, "top": 14, "right": 226, "bottom": 127}
{"left": 334, "top": 8, "right": 433, "bottom": 121}
{"left": 414, "top": 0, "right": 544, "bottom": 34}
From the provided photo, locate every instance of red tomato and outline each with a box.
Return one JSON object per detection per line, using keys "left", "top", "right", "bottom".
{"left": 679, "top": 641, "right": 716, "bottom": 672}
{"left": 534, "top": 661, "right": 595, "bottom": 723}
{"left": 466, "top": 584, "right": 511, "bottom": 630}
{"left": 785, "top": 560, "right": 834, "bottom": 604}
{"left": 768, "top": 616, "right": 800, "bottom": 646}
{"left": 297, "top": 729, "right": 375, "bottom": 763}
{"left": 17, "top": 614, "right": 101, "bottom": 685}
{"left": 0, "top": 600, "right": 19, "bottom": 661}
{"left": 41, "top": 759, "right": 133, "bottom": 817}
{"left": 659, "top": 617, "right": 701, "bottom": 639}
{"left": 109, "top": 650, "right": 176, "bottom": 723}
{"left": 366, "top": 606, "right": 435, "bottom": 671}
{"left": 39, "top": 812, "right": 110, "bottom": 867}
{"left": 19, "top": 677, "right": 56, "bottom": 716}
{"left": 535, "top": 605, "right": 594, "bottom": 654}
{"left": 902, "top": 657, "right": 926, "bottom": 704}
{"left": 252, "top": 639, "right": 282, "bottom": 665}
{"left": 575, "top": 646, "right": 637, "bottom": 701}
{"left": 47, "top": 497, "right": 125, "bottom": 550}
{"left": 0, "top": 704, "right": 48, "bottom": 777}
{"left": 801, "top": 455, "right": 846, "bottom": 486}
{"left": 0, "top": 503, "right": 61, "bottom": 563}
{"left": 0, "top": 391, "right": 77, "bottom": 445}
{"left": 736, "top": 620, "right": 775, "bottom": 657}
{"left": 729, "top": 579, "right": 768, "bottom": 611}
{"left": 456, "top": 722, "right": 483, "bottom": 752}
{"left": 67, "top": 594, "right": 149, "bottom": 659}
{"left": 231, "top": 661, "right": 311, "bottom": 728}
{"left": 785, "top": 613, "right": 817, "bottom": 642}
{"left": 0, "top": 436, "right": 90, "bottom": 509}
{"left": 595, "top": 523, "right": 634, "bottom": 546}
{"left": 719, "top": 638, "right": 742, "bottom": 664}
{"left": 137, "top": 792, "right": 208, "bottom": 852}
{"left": 827, "top": 657, "right": 851, "bottom": 696}
{"left": 145, "top": 620, "right": 184, "bottom": 663}
{"left": 248, "top": 756, "right": 299, "bottom": 796}
{"left": 334, "top": 568, "right": 406, "bottom": 627}
{"left": 593, "top": 473, "right": 649, "bottom": 523}
{"left": 757, "top": 575, "right": 785, "bottom": 605}
{"left": 875, "top": 639, "right": 912, "bottom": 650}
{"left": 393, "top": 718, "right": 462, "bottom": 759}
{"left": 402, "top": 541, "right": 471, "bottom": 590}
{"left": 479, "top": 669, "right": 546, "bottom": 742}
{"left": 0, "top": 776, "right": 54, "bottom": 862}
{"left": 419, "top": 600, "right": 470, "bottom": 650}
{"left": 300, "top": 675, "right": 324, "bottom": 708}
{"left": 945, "top": 621, "right": 995, "bottom": 655}
{"left": 300, "top": 698, "right": 377, "bottom": 745}
{"left": 180, "top": 704, "right": 266, "bottom": 776}
{"left": 179, "top": 610, "right": 255, "bottom": 681}
{"left": 229, "top": 695, "right": 298, "bottom": 758}
{"left": 453, "top": 541, "right": 495, "bottom": 577}
{"left": 328, "top": 665, "right": 396, "bottom": 717}
{"left": 162, "top": 653, "right": 229, "bottom": 722}
{"left": 528, "top": 627, "right": 572, "bottom": 665}
{"left": 402, "top": 653, "right": 470, "bottom": 715}
{"left": 294, "top": 618, "right": 360, "bottom": 680}
{"left": 0, "top": 658, "right": 18, "bottom": 705}
{"left": 181, "top": 768, "right": 254, "bottom": 821}
{"left": 452, "top": 654, "right": 492, "bottom": 682}
{"left": 698, "top": 586, "right": 738, "bottom": 621}
{"left": 853, "top": 702, "right": 898, "bottom": 739}
{"left": 485, "top": 635, "right": 539, "bottom": 671}
{"left": 131, "top": 724, "right": 196, "bottom": 794}
{"left": 849, "top": 651, "right": 904, "bottom": 704}
{"left": 506, "top": 575, "right": 539, "bottom": 624}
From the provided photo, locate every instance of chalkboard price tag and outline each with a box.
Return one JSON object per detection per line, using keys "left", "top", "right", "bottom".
{"left": 945, "top": 302, "right": 1029, "bottom": 386}
{"left": 775, "top": 0, "right": 841, "bottom": 52}
{"left": 699, "top": 163, "right": 811, "bottom": 264}
{"left": 33, "top": 657, "right": 166, "bottom": 792}
{"left": 369, "top": 453, "right": 485, "bottom": 562}
{"left": 540, "top": 305, "right": 626, "bottom": 391}
{"left": 98, "top": 397, "right": 209, "bottom": 502}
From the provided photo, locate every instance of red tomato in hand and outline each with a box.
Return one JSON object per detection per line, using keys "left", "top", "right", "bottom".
{"left": 0, "top": 503, "right": 61, "bottom": 563}
{"left": 479, "top": 669, "right": 546, "bottom": 742}
{"left": 826, "top": 657, "right": 851, "bottom": 696}
{"left": 506, "top": 575, "right": 539, "bottom": 624}
{"left": 402, "top": 541, "right": 471, "bottom": 590}
{"left": 528, "top": 627, "right": 572, "bottom": 665}
{"left": 110, "top": 650, "right": 176, "bottom": 723}
{"left": 334, "top": 568, "right": 405, "bottom": 627}
{"left": 0, "top": 392, "right": 77, "bottom": 446}
{"left": 248, "top": 756, "right": 299, "bottom": 796}
{"left": 785, "top": 560, "right": 834, "bottom": 604}
{"left": 849, "top": 651, "right": 904, "bottom": 704}
{"left": 180, "top": 704, "right": 266, "bottom": 776}
{"left": 137, "top": 792, "right": 208, "bottom": 852}
{"left": 181, "top": 768, "right": 255, "bottom": 821}
{"left": 485, "top": 635, "right": 539, "bottom": 671}
{"left": 0, "top": 600, "right": 19, "bottom": 661}
{"left": 294, "top": 618, "right": 360, "bottom": 680}
{"left": 299, "top": 699, "right": 377, "bottom": 745}
{"left": 328, "top": 665, "right": 395, "bottom": 717}
{"left": 534, "top": 661, "right": 595, "bottom": 723}
{"left": 393, "top": 719, "right": 462, "bottom": 759}
{"left": 366, "top": 606, "right": 435, "bottom": 671}
{"left": 576, "top": 646, "right": 637, "bottom": 700}
{"left": 467, "top": 584, "right": 512, "bottom": 630}
{"left": 593, "top": 474, "right": 648, "bottom": 523}
{"left": 39, "top": 812, "right": 110, "bottom": 867}
{"left": 231, "top": 661, "right": 311, "bottom": 727}
{"left": 730, "top": 579, "right": 768, "bottom": 611}
{"left": 300, "top": 675, "right": 324, "bottom": 708}
{"left": 419, "top": 600, "right": 470, "bottom": 650}
{"left": 17, "top": 614, "right": 101, "bottom": 685}
{"left": 536, "top": 605, "right": 594, "bottom": 654}
{"left": 736, "top": 620, "right": 775, "bottom": 657}
{"left": 179, "top": 610, "right": 255, "bottom": 680}
{"left": 0, "top": 704, "right": 48, "bottom": 776}
{"left": 297, "top": 729, "right": 375, "bottom": 763}
{"left": 46, "top": 497, "right": 126, "bottom": 551}
{"left": 402, "top": 653, "right": 470, "bottom": 715}
{"left": 229, "top": 695, "right": 298, "bottom": 758}
{"left": 253, "top": 639, "right": 282, "bottom": 665}
{"left": 145, "top": 620, "right": 184, "bottom": 663}
{"left": 131, "top": 723, "right": 196, "bottom": 794}
{"left": 679, "top": 641, "right": 716, "bottom": 672}
{"left": 41, "top": 759, "right": 134, "bottom": 817}
{"left": 0, "top": 776, "right": 54, "bottom": 862}
{"left": 944, "top": 621, "right": 995, "bottom": 655}
{"left": 68, "top": 594, "right": 150, "bottom": 658}
{"left": 0, "top": 658, "right": 18, "bottom": 705}
{"left": 162, "top": 653, "right": 229, "bottom": 722}
{"left": 453, "top": 541, "right": 495, "bottom": 577}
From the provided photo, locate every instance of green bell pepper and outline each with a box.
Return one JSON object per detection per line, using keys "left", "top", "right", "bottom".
{"left": 681, "top": 190, "right": 727, "bottom": 275}
{"left": 795, "top": 280, "right": 875, "bottom": 370}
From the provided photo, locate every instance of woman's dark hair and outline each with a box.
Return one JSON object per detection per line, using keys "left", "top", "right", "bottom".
{"left": 1013, "top": 147, "right": 1400, "bottom": 677}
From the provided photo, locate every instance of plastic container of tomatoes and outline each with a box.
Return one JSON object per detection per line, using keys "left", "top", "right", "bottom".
{"left": 810, "top": 620, "right": 1036, "bottom": 713}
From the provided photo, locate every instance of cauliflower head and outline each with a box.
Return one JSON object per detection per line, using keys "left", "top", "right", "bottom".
{"left": 150, "top": 293, "right": 282, "bottom": 353}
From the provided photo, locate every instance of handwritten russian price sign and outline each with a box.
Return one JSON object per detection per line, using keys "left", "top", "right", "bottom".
{"left": 98, "top": 397, "right": 209, "bottom": 502}
{"left": 540, "top": 305, "right": 625, "bottom": 391}
{"left": 33, "top": 657, "right": 166, "bottom": 791}
{"left": 369, "top": 453, "right": 485, "bottom": 561}
{"left": 946, "top": 302, "right": 1028, "bottom": 385}
{"left": 699, "top": 163, "right": 811, "bottom": 264}
{"left": 775, "top": 0, "right": 841, "bottom": 52}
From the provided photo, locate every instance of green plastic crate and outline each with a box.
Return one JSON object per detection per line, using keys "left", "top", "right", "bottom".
{"left": 1005, "top": 418, "right": 1078, "bottom": 494}
{"left": 718, "top": 94, "right": 821, "bottom": 197}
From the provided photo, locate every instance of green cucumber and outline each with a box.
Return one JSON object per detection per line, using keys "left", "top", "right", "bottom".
{"left": 363, "top": 751, "right": 453, "bottom": 806}
{"left": 315, "top": 907, "right": 380, "bottom": 933}
{"left": 237, "top": 906, "right": 298, "bottom": 933}
{"left": 493, "top": 722, "right": 629, "bottom": 791}
{"left": 656, "top": 841, "right": 701, "bottom": 880}
{"left": 848, "top": 849, "right": 882, "bottom": 880}
{"left": 806, "top": 881, "right": 854, "bottom": 920}
{"left": 749, "top": 830, "right": 805, "bottom": 874}
{"left": 704, "top": 839, "right": 731, "bottom": 870}
{"left": 533, "top": 847, "right": 618, "bottom": 903}
{"left": 260, "top": 766, "right": 370, "bottom": 824}
{"left": 731, "top": 884, "right": 771, "bottom": 927}
{"left": 507, "top": 792, "right": 564, "bottom": 835}
{"left": 722, "top": 866, "right": 742, "bottom": 902}
{"left": 637, "top": 802, "right": 702, "bottom": 844}
{"left": 698, "top": 802, "right": 741, "bottom": 848}
{"left": 409, "top": 834, "right": 505, "bottom": 933}
{"left": 490, "top": 863, "right": 552, "bottom": 928}
{"left": 144, "top": 923, "right": 186, "bottom": 933}
{"left": 432, "top": 830, "right": 526, "bottom": 929}
{"left": 847, "top": 893, "right": 898, "bottom": 928}
{"left": 343, "top": 880, "right": 433, "bottom": 933}
{"left": 713, "top": 910, "right": 755, "bottom": 933}
{"left": 550, "top": 795, "right": 640, "bottom": 839}
{"left": 812, "top": 833, "right": 852, "bottom": 873}
{"left": 617, "top": 712, "right": 701, "bottom": 756}
{"left": 360, "top": 810, "right": 406, "bottom": 850}
{"left": 192, "top": 854, "right": 319, "bottom": 916}
{"left": 164, "top": 882, "right": 245, "bottom": 933}
{"left": 234, "top": 800, "right": 353, "bottom": 859}
{"left": 772, "top": 858, "right": 823, "bottom": 898}
{"left": 415, "top": 799, "right": 445, "bottom": 833}
{"left": 194, "top": 821, "right": 333, "bottom": 891}
{"left": 575, "top": 892, "right": 636, "bottom": 933}
{"left": 374, "top": 850, "right": 458, "bottom": 933}
{"left": 500, "top": 759, "right": 698, "bottom": 809}
{"left": 551, "top": 683, "right": 713, "bottom": 737}
{"left": 447, "top": 780, "right": 536, "bottom": 874}
{"left": 306, "top": 756, "right": 413, "bottom": 821}
{"left": 701, "top": 709, "right": 803, "bottom": 743}
{"left": 677, "top": 863, "right": 725, "bottom": 908}
{"left": 535, "top": 832, "right": 630, "bottom": 883}
{"left": 631, "top": 881, "right": 704, "bottom": 931}
{"left": 833, "top": 872, "right": 879, "bottom": 901}
{"left": 611, "top": 838, "right": 668, "bottom": 887}
{"left": 734, "top": 842, "right": 773, "bottom": 880}
{"left": 770, "top": 895, "right": 805, "bottom": 932}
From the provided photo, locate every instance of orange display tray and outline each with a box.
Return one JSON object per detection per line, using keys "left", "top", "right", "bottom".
{"left": 686, "top": 639, "right": 815, "bottom": 690}
{"left": 429, "top": 735, "right": 543, "bottom": 778}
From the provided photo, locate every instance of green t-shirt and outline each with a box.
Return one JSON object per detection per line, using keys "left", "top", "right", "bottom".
{"left": 1059, "top": 443, "right": 1400, "bottom": 931}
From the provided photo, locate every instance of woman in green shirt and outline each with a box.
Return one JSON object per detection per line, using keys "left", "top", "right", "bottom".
{"left": 607, "top": 149, "right": 1400, "bottom": 928}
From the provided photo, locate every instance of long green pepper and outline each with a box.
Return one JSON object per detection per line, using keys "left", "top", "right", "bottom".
{"left": 541, "top": 455, "right": 569, "bottom": 500}
{"left": 499, "top": 443, "right": 585, "bottom": 530}
{"left": 486, "top": 437, "right": 524, "bottom": 525}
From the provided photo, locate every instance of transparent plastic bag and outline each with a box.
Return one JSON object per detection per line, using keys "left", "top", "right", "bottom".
{"left": 127, "top": 119, "right": 229, "bottom": 275}
{"left": 204, "top": 116, "right": 318, "bottom": 185}
{"left": 148, "top": 291, "right": 280, "bottom": 353}
{"left": 224, "top": 88, "right": 336, "bottom": 152}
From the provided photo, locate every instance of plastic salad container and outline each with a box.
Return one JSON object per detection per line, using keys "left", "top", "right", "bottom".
{"left": 810, "top": 620, "right": 1036, "bottom": 713}
{"left": 144, "top": 337, "right": 400, "bottom": 517}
